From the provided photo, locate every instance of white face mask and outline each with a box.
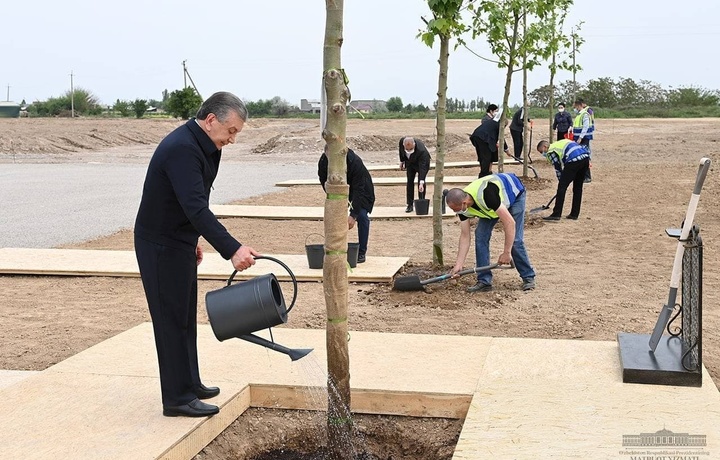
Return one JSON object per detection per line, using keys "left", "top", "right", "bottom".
{"left": 405, "top": 149, "right": 414, "bottom": 155}
{"left": 558, "top": 108, "right": 564, "bottom": 112}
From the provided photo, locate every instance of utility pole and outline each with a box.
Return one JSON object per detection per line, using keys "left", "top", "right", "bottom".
{"left": 70, "top": 70, "right": 75, "bottom": 118}
{"left": 5, "top": 84, "right": 9, "bottom": 102}
{"left": 571, "top": 28, "right": 577, "bottom": 103}
{"left": 182, "top": 60, "right": 187, "bottom": 88}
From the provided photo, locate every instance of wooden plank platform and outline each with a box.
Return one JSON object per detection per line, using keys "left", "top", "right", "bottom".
{"left": 364, "top": 159, "right": 520, "bottom": 172}
{"left": 0, "top": 248, "right": 408, "bottom": 283}
{"left": 276, "top": 175, "right": 479, "bottom": 187}
{"left": 210, "top": 204, "right": 456, "bottom": 219}
{"left": 0, "top": 326, "right": 717, "bottom": 459}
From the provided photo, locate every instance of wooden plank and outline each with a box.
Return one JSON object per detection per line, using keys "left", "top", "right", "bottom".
{"left": 365, "top": 159, "right": 519, "bottom": 171}
{"left": 250, "top": 384, "right": 471, "bottom": 419}
{"left": 276, "top": 175, "right": 479, "bottom": 187}
{"left": 0, "top": 248, "right": 408, "bottom": 283}
{"left": 210, "top": 204, "right": 456, "bottom": 219}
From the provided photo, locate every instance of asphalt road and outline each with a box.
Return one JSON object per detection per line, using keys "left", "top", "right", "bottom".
{"left": 0, "top": 161, "right": 315, "bottom": 248}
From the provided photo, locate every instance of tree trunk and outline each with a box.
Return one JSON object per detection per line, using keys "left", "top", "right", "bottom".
{"left": 323, "top": 1, "right": 352, "bottom": 458}
{"left": 521, "top": 8, "right": 529, "bottom": 178}
{"left": 432, "top": 34, "right": 450, "bottom": 267}
{"left": 549, "top": 50, "right": 556, "bottom": 141}
{"left": 497, "top": 12, "right": 520, "bottom": 173}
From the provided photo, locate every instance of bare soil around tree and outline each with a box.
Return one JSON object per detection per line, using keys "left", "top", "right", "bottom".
{"left": 1, "top": 116, "right": 719, "bottom": 458}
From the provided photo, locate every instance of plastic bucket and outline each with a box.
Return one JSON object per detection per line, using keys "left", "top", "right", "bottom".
{"left": 414, "top": 198, "right": 430, "bottom": 215}
{"left": 347, "top": 242, "right": 360, "bottom": 268}
{"left": 305, "top": 233, "right": 325, "bottom": 269}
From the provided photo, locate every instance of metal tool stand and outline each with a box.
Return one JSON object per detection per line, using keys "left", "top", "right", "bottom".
{"left": 617, "top": 225, "right": 703, "bottom": 387}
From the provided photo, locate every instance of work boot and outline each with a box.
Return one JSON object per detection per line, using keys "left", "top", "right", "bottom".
{"left": 467, "top": 282, "right": 493, "bottom": 293}
{"left": 522, "top": 278, "right": 536, "bottom": 291}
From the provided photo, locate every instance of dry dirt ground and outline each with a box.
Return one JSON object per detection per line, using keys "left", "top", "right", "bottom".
{"left": 1, "top": 117, "right": 719, "bottom": 458}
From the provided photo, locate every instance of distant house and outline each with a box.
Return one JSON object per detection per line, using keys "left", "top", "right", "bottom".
{"left": 349, "top": 99, "right": 387, "bottom": 113}
{"left": 0, "top": 101, "right": 21, "bottom": 118}
{"left": 300, "top": 99, "right": 322, "bottom": 114}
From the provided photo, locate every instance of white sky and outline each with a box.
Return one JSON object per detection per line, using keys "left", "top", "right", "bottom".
{"left": 2, "top": 1, "right": 719, "bottom": 107}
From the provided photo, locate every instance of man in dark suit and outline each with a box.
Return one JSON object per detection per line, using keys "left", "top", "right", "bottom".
{"left": 470, "top": 104, "right": 509, "bottom": 178}
{"left": 398, "top": 137, "right": 431, "bottom": 212}
{"left": 318, "top": 146, "right": 375, "bottom": 263}
{"left": 134, "top": 92, "right": 259, "bottom": 418}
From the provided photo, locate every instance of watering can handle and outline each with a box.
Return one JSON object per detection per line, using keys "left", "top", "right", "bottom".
{"left": 226, "top": 256, "right": 298, "bottom": 313}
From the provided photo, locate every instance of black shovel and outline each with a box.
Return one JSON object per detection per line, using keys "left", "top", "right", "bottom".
{"left": 393, "top": 262, "right": 513, "bottom": 292}
{"left": 530, "top": 195, "right": 556, "bottom": 213}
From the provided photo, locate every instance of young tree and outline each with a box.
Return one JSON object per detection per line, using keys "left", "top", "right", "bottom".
{"left": 386, "top": 96, "right": 404, "bottom": 112}
{"left": 322, "top": 1, "right": 352, "bottom": 458}
{"left": 469, "top": 0, "right": 554, "bottom": 174}
{"left": 420, "top": 0, "right": 467, "bottom": 266}
{"left": 132, "top": 99, "right": 148, "bottom": 118}
{"left": 166, "top": 87, "right": 202, "bottom": 119}
{"left": 114, "top": 99, "right": 131, "bottom": 117}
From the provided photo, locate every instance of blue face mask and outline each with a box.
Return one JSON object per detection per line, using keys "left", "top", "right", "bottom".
{"left": 573, "top": 108, "right": 579, "bottom": 113}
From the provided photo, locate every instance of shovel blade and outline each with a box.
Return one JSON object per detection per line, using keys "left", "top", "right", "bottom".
{"left": 529, "top": 205, "right": 549, "bottom": 213}
{"left": 393, "top": 275, "right": 424, "bottom": 292}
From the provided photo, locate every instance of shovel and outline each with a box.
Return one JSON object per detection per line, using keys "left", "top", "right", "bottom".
{"left": 530, "top": 195, "right": 556, "bottom": 213}
{"left": 393, "top": 262, "right": 513, "bottom": 292}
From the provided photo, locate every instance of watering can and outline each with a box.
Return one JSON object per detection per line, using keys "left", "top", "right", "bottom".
{"left": 205, "top": 256, "right": 313, "bottom": 361}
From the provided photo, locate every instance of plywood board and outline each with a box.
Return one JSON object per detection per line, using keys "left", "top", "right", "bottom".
{"left": 365, "top": 159, "right": 520, "bottom": 171}
{"left": 276, "top": 175, "right": 479, "bottom": 187}
{"left": 0, "top": 248, "right": 408, "bottom": 283}
{"left": 0, "top": 325, "right": 718, "bottom": 460}
{"left": 210, "top": 204, "right": 456, "bottom": 219}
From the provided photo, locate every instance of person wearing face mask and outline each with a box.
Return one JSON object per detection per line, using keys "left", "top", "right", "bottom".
{"left": 398, "top": 136, "right": 431, "bottom": 213}
{"left": 445, "top": 174, "right": 536, "bottom": 292}
{"left": 470, "top": 104, "right": 509, "bottom": 178}
{"left": 134, "top": 92, "right": 260, "bottom": 418}
{"left": 552, "top": 103, "right": 573, "bottom": 141}
{"left": 572, "top": 98, "right": 595, "bottom": 182}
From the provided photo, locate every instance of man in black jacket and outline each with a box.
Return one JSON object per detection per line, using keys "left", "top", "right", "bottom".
{"left": 134, "top": 92, "right": 260, "bottom": 418}
{"left": 470, "top": 105, "right": 509, "bottom": 178}
{"left": 552, "top": 103, "right": 573, "bottom": 141}
{"left": 398, "top": 137, "right": 431, "bottom": 212}
{"left": 318, "top": 146, "right": 375, "bottom": 263}
{"left": 509, "top": 107, "right": 530, "bottom": 160}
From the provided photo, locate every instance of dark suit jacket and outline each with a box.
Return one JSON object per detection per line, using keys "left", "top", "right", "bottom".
{"left": 398, "top": 137, "right": 431, "bottom": 181}
{"left": 318, "top": 148, "right": 375, "bottom": 218}
{"left": 470, "top": 119, "right": 508, "bottom": 153}
{"left": 134, "top": 119, "right": 241, "bottom": 259}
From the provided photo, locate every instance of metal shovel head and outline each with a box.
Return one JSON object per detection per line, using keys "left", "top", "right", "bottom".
{"left": 393, "top": 275, "right": 424, "bottom": 292}
{"left": 529, "top": 204, "right": 550, "bottom": 213}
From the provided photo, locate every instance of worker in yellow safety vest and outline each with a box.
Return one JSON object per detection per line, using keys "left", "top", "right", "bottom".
{"left": 573, "top": 98, "right": 595, "bottom": 183}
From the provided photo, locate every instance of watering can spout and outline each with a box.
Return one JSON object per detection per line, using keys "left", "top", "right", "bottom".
{"left": 239, "top": 334, "right": 313, "bottom": 362}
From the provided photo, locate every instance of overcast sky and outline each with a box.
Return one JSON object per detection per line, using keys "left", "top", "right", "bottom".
{"left": 3, "top": 1, "right": 719, "bottom": 108}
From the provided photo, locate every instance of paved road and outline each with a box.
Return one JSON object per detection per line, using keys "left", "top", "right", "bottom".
{"left": 0, "top": 161, "right": 316, "bottom": 248}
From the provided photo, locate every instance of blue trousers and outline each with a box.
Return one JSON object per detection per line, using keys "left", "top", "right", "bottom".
{"left": 474, "top": 191, "right": 535, "bottom": 284}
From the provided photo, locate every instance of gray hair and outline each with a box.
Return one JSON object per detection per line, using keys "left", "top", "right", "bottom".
{"left": 446, "top": 188, "right": 467, "bottom": 207}
{"left": 196, "top": 91, "right": 248, "bottom": 122}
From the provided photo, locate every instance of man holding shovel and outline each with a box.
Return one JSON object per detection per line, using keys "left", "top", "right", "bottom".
{"left": 446, "top": 174, "right": 536, "bottom": 292}
{"left": 536, "top": 139, "right": 590, "bottom": 221}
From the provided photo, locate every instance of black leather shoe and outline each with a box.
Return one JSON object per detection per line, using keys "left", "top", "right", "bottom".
{"left": 565, "top": 215, "right": 579, "bottom": 220}
{"left": 163, "top": 398, "right": 219, "bottom": 417}
{"left": 405, "top": 205, "right": 413, "bottom": 213}
{"left": 543, "top": 215, "right": 561, "bottom": 221}
{"left": 357, "top": 254, "right": 366, "bottom": 263}
{"left": 194, "top": 383, "right": 220, "bottom": 399}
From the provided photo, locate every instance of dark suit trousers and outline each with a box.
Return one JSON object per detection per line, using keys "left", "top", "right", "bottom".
{"left": 405, "top": 164, "right": 424, "bottom": 206}
{"left": 510, "top": 130, "right": 523, "bottom": 159}
{"left": 552, "top": 158, "right": 590, "bottom": 218}
{"left": 135, "top": 235, "right": 201, "bottom": 407}
{"left": 473, "top": 141, "right": 497, "bottom": 178}
{"left": 578, "top": 137, "right": 592, "bottom": 181}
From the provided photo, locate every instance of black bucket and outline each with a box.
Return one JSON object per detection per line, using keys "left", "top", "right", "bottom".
{"left": 414, "top": 198, "right": 430, "bottom": 215}
{"left": 347, "top": 242, "right": 360, "bottom": 268}
{"left": 305, "top": 233, "right": 324, "bottom": 269}
{"left": 206, "top": 272, "right": 286, "bottom": 341}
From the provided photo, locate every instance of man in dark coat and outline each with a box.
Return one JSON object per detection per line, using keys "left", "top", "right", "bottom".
{"left": 398, "top": 137, "right": 431, "bottom": 212}
{"left": 134, "top": 92, "right": 260, "bottom": 418}
{"left": 318, "top": 147, "right": 375, "bottom": 263}
{"left": 509, "top": 107, "right": 530, "bottom": 160}
{"left": 470, "top": 105, "right": 509, "bottom": 178}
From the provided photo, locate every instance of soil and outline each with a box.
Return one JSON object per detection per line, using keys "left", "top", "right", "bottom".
{"left": 1, "top": 116, "right": 719, "bottom": 459}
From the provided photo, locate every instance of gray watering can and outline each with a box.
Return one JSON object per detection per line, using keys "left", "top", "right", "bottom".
{"left": 205, "top": 256, "right": 313, "bottom": 361}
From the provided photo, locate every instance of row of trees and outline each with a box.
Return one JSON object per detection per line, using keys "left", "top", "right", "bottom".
{"left": 530, "top": 78, "right": 720, "bottom": 109}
